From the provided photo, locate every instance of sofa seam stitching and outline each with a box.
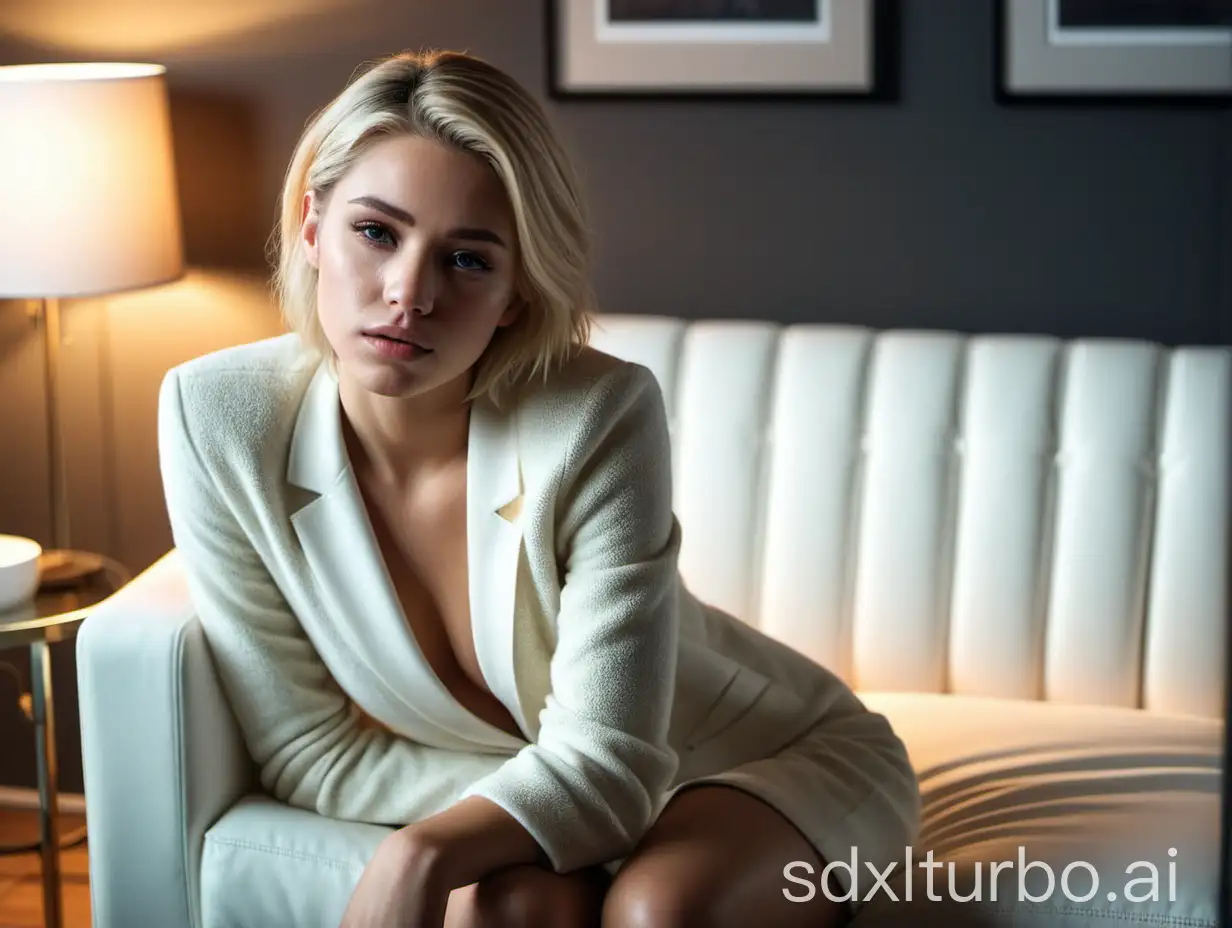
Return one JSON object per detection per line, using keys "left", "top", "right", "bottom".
{"left": 204, "top": 834, "right": 358, "bottom": 871}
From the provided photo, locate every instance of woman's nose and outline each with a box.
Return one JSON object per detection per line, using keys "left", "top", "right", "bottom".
{"left": 384, "top": 248, "right": 437, "bottom": 314}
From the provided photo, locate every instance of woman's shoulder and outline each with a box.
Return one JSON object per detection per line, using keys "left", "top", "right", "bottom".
{"left": 167, "top": 331, "right": 315, "bottom": 398}
{"left": 160, "top": 332, "right": 318, "bottom": 465}
{"left": 513, "top": 344, "right": 669, "bottom": 462}
{"left": 169, "top": 331, "right": 314, "bottom": 383}
{"left": 518, "top": 343, "right": 665, "bottom": 419}
{"left": 512, "top": 344, "right": 665, "bottom": 437}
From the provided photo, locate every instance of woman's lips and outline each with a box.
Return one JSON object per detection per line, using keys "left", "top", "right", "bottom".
{"left": 361, "top": 333, "right": 434, "bottom": 361}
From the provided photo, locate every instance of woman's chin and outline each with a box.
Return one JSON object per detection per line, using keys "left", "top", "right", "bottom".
{"left": 337, "top": 356, "right": 421, "bottom": 395}
{"left": 346, "top": 356, "right": 469, "bottom": 402}
{"left": 367, "top": 371, "right": 431, "bottom": 399}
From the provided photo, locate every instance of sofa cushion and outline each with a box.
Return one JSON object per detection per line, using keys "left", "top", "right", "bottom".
{"left": 201, "top": 795, "right": 390, "bottom": 928}
{"left": 850, "top": 693, "right": 1221, "bottom": 927}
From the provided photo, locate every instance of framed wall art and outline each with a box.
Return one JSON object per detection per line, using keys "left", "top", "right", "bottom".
{"left": 547, "top": 0, "right": 898, "bottom": 100}
{"left": 997, "top": 0, "right": 1232, "bottom": 102}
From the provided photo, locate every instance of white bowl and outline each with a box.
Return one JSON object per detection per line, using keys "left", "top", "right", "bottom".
{"left": 0, "top": 535, "right": 42, "bottom": 612}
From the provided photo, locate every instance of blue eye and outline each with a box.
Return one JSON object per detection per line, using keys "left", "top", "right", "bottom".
{"left": 353, "top": 221, "right": 394, "bottom": 246}
{"left": 451, "top": 251, "right": 491, "bottom": 272}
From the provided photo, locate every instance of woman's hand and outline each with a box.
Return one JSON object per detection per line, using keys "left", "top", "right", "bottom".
{"left": 339, "top": 826, "right": 451, "bottom": 928}
{"left": 339, "top": 795, "right": 548, "bottom": 927}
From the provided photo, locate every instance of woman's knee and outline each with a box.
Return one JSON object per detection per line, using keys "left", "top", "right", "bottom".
{"left": 602, "top": 861, "right": 712, "bottom": 928}
{"left": 466, "top": 863, "right": 605, "bottom": 928}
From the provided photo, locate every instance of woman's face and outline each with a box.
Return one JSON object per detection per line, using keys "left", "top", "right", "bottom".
{"left": 300, "top": 133, "right": 522, "bottom": 401}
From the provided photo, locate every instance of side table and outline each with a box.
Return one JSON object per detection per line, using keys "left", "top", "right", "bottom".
{"left": 0, "top": 552, "right": 130, "bottom": 928}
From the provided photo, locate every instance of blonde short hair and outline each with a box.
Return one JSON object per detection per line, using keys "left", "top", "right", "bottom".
{"left": 269, "top": 48, "right": 595, "bottom": 408}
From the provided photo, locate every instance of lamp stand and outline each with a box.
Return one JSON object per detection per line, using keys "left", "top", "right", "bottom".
{"left": 36, "top": 296, "right": 103, "bottom": 587}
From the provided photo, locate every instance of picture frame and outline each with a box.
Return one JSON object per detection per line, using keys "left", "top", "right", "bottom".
{"left": 546, "top": 0, "right": 899, "bottom": 101}
{"left": 996, "top": 0, "right": 1232, "bottom": 103}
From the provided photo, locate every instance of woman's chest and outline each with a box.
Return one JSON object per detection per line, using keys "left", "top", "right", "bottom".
{"left": 356, "top": 466, "right": 518, "bottom": 733}
{"left": 376, "top": 483, "right": 471, "bottom": 666}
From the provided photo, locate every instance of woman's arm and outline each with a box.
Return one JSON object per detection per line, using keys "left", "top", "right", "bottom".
{"left": 158, "top": 367, "right": 509, "bottom": 825}
{"left": 456, "top": 362, "right": 683, "bottom": 874}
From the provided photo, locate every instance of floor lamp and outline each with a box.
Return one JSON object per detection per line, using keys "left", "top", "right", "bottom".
{"left": 0, "top": 62, "right": 184, "bottom": 580}
{"left": 1222, "top": 41, "right": 1232, "bottom": 928}
{"left": 1224, "top": 618, "right": 1232, "bottom": 928}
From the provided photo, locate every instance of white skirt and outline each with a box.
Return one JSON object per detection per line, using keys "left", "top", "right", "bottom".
{"left": 603, "top": 694, "right": 922, "bottom": 919}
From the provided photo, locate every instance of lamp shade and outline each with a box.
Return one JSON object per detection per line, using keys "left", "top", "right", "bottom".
{"left": 0, "top": 63, "right": 184, "bottom": 298}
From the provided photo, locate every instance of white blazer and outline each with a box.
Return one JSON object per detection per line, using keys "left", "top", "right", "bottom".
{"left": 158, "top": 333, "right": 886, "bottom": 874}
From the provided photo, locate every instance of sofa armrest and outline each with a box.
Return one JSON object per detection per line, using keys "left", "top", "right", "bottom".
{"left": 78, "top": 548, "right": 255, "bottom": 928}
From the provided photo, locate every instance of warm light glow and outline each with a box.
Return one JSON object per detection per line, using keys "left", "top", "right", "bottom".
{"left": 0, "top": 62, "right": 184, "bottom": 298}
{"left": 100, "top": 268, "right": 285, "bottom": 361}
{"left": 1, "top": 0, "right": 367, "bottom": 58}
{"left": 0, "top": 62, "right": 165, "bottom": 82}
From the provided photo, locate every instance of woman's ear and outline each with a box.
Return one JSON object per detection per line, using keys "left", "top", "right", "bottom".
{"left": 300, "top": 190, "right": 321, "bottom": 270}
{"left": 496, "top": 297, "right": 526, "bottom": 329}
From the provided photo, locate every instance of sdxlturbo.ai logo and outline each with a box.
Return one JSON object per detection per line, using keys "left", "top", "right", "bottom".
{"left": 783, "top": 846, "right": 1180, "bottom": 905}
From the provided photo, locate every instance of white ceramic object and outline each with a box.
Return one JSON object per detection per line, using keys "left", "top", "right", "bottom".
{"left": 0, "top": 534, "right": 42, "bottom": 612}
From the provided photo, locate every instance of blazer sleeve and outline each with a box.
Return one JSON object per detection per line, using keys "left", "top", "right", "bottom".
{"left": 460, "top": 362, "right": 682, "bottom": 872}
{"left": 158, "top": 368, "right": 509, "bottom": 825}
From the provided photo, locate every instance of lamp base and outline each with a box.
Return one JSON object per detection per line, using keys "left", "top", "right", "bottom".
{"left": 38, "top": 550, "right": 105, "bottom": 588}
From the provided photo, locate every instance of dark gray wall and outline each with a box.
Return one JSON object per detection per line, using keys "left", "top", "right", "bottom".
{"left": 0, "top": 0, "right": 1229, "bottom": 793}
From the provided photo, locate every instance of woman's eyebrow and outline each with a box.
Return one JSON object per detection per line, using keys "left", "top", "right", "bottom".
{"left": 347, "top": 195, "right": 507, "bottom": 248}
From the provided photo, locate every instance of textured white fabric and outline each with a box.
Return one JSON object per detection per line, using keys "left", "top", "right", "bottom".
{"left": 156, "top": 331, "right": 918, "bottom": 876}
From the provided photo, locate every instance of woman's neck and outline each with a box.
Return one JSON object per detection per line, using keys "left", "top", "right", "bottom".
{"left": 337, "top": 371, "right": 471, "bottom": 488}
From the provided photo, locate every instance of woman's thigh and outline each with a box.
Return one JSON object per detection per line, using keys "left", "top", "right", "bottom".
{"left": 602, "top": 784, "right": 850, "bottom": 928}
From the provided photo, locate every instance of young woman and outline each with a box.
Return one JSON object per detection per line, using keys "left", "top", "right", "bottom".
{"left": 158, "top": 48, "right": 920, "bottom": 928}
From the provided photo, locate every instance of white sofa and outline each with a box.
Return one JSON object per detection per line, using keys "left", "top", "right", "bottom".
{"left": 77, "top": 314, "right": 1231, "bottom": 927}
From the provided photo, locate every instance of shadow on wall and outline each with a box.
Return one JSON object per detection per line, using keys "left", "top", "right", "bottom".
{"left": 170, "top": 89, "right": 269, "bottom": 271}
{"left": 0, "top": 298, "right": 34, "bottom": 374}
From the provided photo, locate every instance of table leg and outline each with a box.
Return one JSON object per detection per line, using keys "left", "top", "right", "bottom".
{"left": 29, "top": 640, "right": 62, "bottom": 928}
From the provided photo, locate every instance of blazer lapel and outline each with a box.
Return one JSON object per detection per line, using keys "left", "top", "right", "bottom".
{"left": 466, "top": 393, "right": 532, "bottom": 739}
{"left": 285, "top": 363, "right": 528, "bottom": 749}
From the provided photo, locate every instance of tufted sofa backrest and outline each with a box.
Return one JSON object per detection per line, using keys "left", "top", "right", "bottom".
{"left": 587, "top": 314, "right": 1231, "bottom": 719}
